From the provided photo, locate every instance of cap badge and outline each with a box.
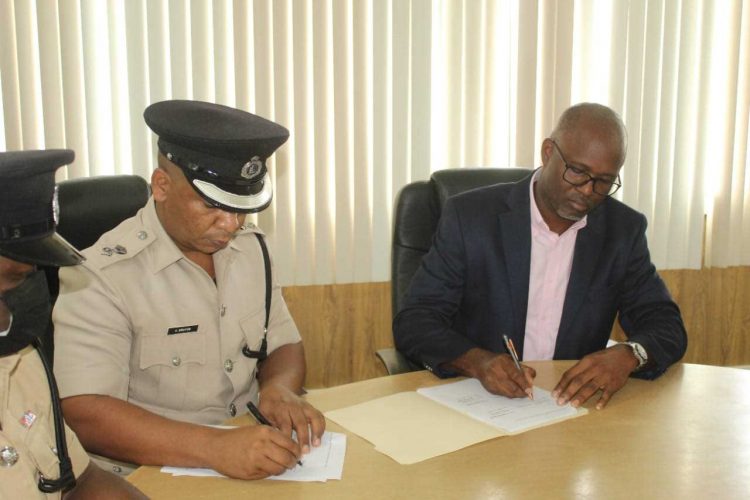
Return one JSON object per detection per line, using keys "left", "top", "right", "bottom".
{"left": 240, "top": 157, "right": 263, "bottom": 179}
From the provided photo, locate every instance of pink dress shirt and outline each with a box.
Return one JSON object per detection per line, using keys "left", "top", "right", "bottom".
{"left": 522, "top": 171, "right": 587, "bottom": 360}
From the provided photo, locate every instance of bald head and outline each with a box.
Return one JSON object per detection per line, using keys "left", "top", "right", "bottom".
{"left": 551, "top": 103, "right": 627, "bottom": 168}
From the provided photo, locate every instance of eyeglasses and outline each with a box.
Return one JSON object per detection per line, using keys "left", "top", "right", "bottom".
{"left": 550, "top": 140, "right": 621, "bottom": 197}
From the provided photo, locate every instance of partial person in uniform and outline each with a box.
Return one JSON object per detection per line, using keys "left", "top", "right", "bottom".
{"left": 394, "top": 103, "right": 687, "bottom": 410}
{"left": 0, "top": 149, "right": 145, "bottom": 498}
{"left": 53, "top": 100, "right": 325, "bottom": 480}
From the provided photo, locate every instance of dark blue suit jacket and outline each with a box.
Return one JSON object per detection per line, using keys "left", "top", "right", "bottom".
{"left": 393, "top": 174, "right": 687, "bottom": 379}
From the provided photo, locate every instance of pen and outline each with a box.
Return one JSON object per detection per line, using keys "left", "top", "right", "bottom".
{"left": 502, "top": 334, "right": 533, "bottom": 400}
{"left": 246, "top": 402, "right": 303, "bottom": 466}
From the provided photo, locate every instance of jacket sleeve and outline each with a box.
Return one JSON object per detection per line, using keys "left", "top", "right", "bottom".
{"left": 617, "top": 214, "right": 687, "bottom": 379}
{"left": 392, "top": 197, "right": 479, "bottom": 377}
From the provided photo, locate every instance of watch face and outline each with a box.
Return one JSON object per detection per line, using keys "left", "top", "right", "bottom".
{"left": 627, "top": 342, "right": 647, "bottom": 367}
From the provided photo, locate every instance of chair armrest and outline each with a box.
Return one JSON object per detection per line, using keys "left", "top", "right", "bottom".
{"left": 376, "top": 348, "right": 420, "bottom": 375}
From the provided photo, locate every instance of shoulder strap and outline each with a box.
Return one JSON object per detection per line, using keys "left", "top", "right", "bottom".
{"left": 255, "top": 232, "right": 272, "bottom": 331}
{"left": 242, "top": 233, "right": 271, "bottom": 361}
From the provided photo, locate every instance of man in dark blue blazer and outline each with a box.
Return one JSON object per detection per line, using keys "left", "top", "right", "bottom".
{"left": 393, "top": 103, "right": 687, "bottom": 410}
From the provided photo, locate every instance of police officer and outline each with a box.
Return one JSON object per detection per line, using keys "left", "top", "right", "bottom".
{"left": 0, "top": 149, "right": 144, "bottom": 498}
{"left": 53, "top": 101, "right": 325, "bottom": 480}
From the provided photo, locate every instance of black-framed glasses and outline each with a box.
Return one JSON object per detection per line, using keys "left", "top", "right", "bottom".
{"left": 551, "top": 140, "right": 621, "bottom": 196}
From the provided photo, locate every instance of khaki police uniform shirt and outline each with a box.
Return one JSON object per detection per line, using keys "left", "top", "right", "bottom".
{"left": 53, "top": 198, "right": 302, "bottom": 425}
{"left": 0, "top": 346, "right": 90, "bottom": 499}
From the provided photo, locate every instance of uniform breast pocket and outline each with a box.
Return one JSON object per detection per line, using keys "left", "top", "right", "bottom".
{"left": 133, "top": 333, "right": 207, "bottom": 411}
{"left": 238, "top": 307, "right": 270, "bottom": 377}
{"left": 25, "top": 420, "right": 60, "bottom": 481}
{"left": 239, "top": 307, "right": 266, "bottom": 352}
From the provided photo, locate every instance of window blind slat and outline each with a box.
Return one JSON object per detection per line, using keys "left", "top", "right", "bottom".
{"left": 4, "top": 0, "right": 750, "bottom": 281}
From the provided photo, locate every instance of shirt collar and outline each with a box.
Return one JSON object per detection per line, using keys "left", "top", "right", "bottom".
{"left": 529, "top": 169, "right": 587, "bottom": 235}
{"left": 143, "top": 198, "right": 185, "bottom": 273}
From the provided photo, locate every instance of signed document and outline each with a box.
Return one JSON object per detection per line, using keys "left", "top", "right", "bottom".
{"left": 417, "top": 378, "right": 582, "bottom": 433}
{"left": 325, "top": 379, "right": 586, "bottom": 464}
{"left": 161, "top": 431, "right": 347, "bottom": 482}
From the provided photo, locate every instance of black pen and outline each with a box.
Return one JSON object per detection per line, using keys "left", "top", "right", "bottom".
{"left": 502, "top": 334, "right": 533, "bottom": 400}
{"left": 246, "top": 402, "right": 303, "bottom": 466}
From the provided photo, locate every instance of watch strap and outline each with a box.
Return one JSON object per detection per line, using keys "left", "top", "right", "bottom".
{"left": 623, "top": 341, "right": 648, "bottom": 370}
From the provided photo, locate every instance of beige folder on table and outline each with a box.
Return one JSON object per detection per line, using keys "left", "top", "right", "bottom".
{"left": 325, "top": 378, "right": 587, "bottom": 465}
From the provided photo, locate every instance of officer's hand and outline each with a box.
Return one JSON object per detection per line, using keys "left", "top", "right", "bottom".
{"left": 552, "top": 345, "right": 638, "bottom": 410}
{"left": 208, "top": 425, "right": 301, "bottom": 480}
{"left": 258, "top": 384, "right": 326, "bottom": 454}
{"left": 475, "top": 353, "right": 536, "bottom": 399}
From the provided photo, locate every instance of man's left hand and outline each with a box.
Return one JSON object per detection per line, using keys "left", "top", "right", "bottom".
{"left": 551, "top": 344, "right": 638, "bottom": 410}
{"left": 258, "top": 384, "right": 326, "bottom": 454}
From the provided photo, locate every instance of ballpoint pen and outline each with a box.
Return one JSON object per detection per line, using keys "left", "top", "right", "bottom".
{"left": 246, "top": 402, "right": 303, "bottom": 466}
{"left": 502, "top": 334, "right": 533, "bottom": 400}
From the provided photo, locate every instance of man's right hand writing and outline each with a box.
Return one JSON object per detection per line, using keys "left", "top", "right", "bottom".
{"left": 445, "top": 348, "right": 536, "bottom": 398}
{"left": 207, "top": 425, "right": 301, "bottom": 480}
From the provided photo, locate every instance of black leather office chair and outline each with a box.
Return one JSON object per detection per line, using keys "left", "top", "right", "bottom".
{"left": 41, "top": 175, "right": 150, "bottom": 364}
{"left": 55, "top": 175, "right": 151, "bottom": 252}
{"left": 378, "top": 167, "right": 534, "bottom": 375}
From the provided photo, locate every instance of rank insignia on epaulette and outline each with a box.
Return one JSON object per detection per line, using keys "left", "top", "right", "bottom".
{"left": 101, "top": 245, "right": 127, "bottom": 256}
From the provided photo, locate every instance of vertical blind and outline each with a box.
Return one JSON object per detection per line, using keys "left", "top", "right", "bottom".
{"left": 2, "top": 0, "right": 749, "bottom": 285}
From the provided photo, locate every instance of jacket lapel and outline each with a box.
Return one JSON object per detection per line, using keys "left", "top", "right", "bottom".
{"left": 497, "top": 177, "right": 532, "bottom": 343}
{"left": 555, "top": 203, "right": 607, "bottom": 352}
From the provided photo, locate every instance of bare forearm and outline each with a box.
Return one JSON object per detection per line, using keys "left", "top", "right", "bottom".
{"left": 254, "top": 341, "right": 325, "bottom": 449}
{"left": 258, "top": 342, "right": 306, "bottom": 394}
{"left": 62, "top": 395, "right": 223, "bottom": 469}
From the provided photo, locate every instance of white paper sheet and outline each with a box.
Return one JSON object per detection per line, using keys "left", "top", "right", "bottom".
{"left": 160, "top": 431, "right": 346, "bottom": 482}
{"left": 417, "top": 378, "right": 581, "bottom": 434}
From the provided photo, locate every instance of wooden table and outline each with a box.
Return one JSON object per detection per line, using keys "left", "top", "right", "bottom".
{"left": 128, "top": 361, "right": 750, "bottom": 499}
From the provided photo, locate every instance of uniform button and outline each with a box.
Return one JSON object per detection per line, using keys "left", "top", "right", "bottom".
{"left": 137, "top": 231, "right": 148, "bottom": 240}
{"left": 220, "top": 305, "right": 227, "bottom": 317}
{"left": 0, "top": 446, "right": 19, "bottom": 467}
{"left": 229, "top": 403, "right": 237, "bottom": 417}
{"left": 224, "top": 359, "right": 234, "bottom": 373}
{"left": 171, "top": 356, "right": 181, "bottom": 367}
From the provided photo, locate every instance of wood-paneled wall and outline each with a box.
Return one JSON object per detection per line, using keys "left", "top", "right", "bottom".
{"left": 285, "top": 266, "right": 750, "bottom": 388}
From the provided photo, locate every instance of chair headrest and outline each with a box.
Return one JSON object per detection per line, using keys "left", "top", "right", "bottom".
{"left": 431, "top": 167, "right": 533, "bottom": 207}
{"left": 56, "top": 175, "right": 150, "bottom": 252}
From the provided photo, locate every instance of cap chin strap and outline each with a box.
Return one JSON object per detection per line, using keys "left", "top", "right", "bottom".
{"left": 192, "top": 178, "right": 273, "bottom": 212}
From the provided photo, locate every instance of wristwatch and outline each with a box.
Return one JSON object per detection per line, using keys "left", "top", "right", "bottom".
{"left": 623, "top": 341, "right": 648, "bottom": 371}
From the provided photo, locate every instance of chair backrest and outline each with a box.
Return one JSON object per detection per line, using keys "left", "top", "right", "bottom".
{"left": 46, "top": 174, "right": 150, "bottom": 300}
{"left": 56, "top": 174, "right": 151, "bottom": 251}
{"left": 391, "top": 167, "right": 533, "bottom": 317}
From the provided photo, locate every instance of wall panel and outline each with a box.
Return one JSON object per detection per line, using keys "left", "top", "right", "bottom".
{"left": 288, "top": 266, "right": 750, "bottom": 388}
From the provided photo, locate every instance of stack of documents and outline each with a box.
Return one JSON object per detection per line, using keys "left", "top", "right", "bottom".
{"left": 161, "top": 431, "right": 347, "bottom": 482}
{"left": 325, "top": 378, "right": 586, "bottom": 464}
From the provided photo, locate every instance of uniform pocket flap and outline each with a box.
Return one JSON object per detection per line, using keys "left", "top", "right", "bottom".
{"left": 139, "top": 333, "right": 207, "bottom": 369}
